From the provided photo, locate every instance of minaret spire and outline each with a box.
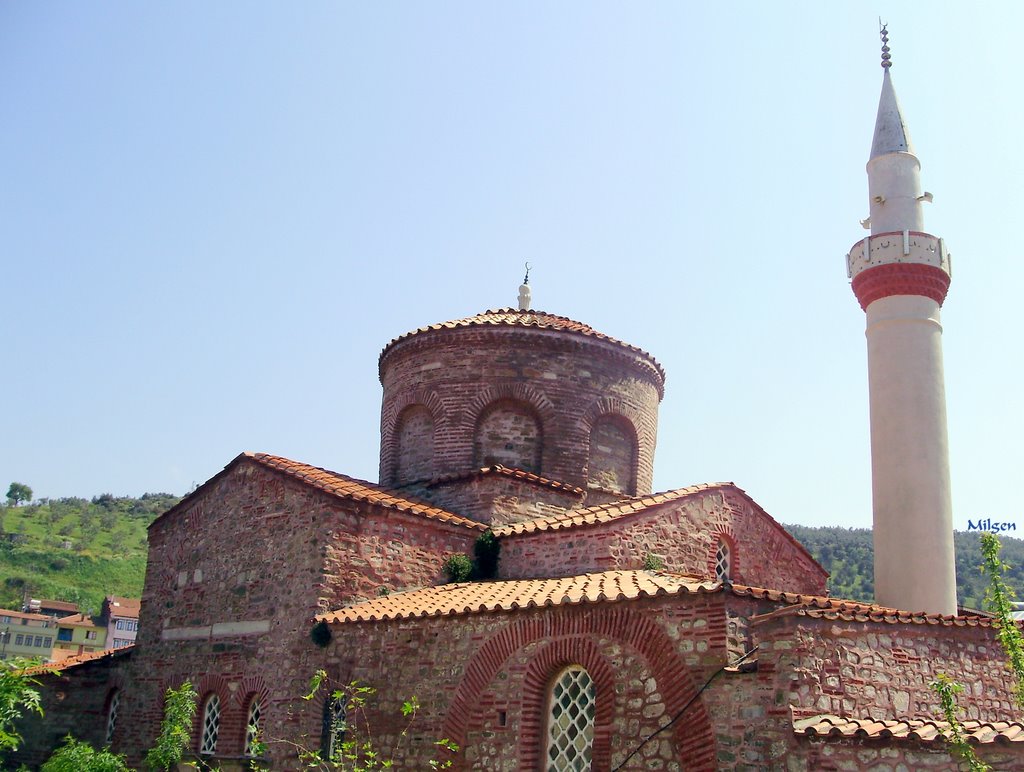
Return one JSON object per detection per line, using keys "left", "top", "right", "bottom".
{"left": 517, "top": 263, "right": 532, "bottom": 311}
{"left": 846, "top": 27, "right": 957, "bottom": 616}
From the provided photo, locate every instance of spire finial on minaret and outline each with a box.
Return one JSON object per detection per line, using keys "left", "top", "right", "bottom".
{"left": 517, "top": 262, "right": 532, "bottom": 311}
{"left": 880, "top": 19, "right": 892, "bottom": 69}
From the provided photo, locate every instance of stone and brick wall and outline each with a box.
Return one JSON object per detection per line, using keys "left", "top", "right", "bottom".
{"left": 498, "top": 487, "right": 829, "bottom": 595}
{"left": 378, "top": 326, "right": 662, "bottom": 494}
{"left": 411, "top": 472, "right": 584, "bottom": 527}
{"left": 73, "top": 457, "right": 478, "bottom": 770}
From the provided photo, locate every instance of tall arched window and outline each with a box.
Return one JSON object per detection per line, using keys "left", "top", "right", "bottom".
{"left": 244, "top": 696, "right": 264, "bottom": 757}
{"left": 321, "top": 695, "right": 347, "bottom": 762}
{"left": 546, "top": 666, "right": 595, "bottom": 771}
{"left": 714, "top": 539, "right": 731, "bottom": 582}
{"left": 474, "top": 400, "right": 542, "bottom": 473}
{"left": 587, "top": 415, "right": 637, "bottom": 494}
{"left": 105, "top": 689, "right": 120, "bottom": 745}
{"left": 394, "top": 405, "right": 435, "bottom": 483}
{"left": 200, "top": 693, "right": 221, "bottom": 755}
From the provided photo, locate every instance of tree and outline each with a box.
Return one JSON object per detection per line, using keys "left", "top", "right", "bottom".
{"left": 144, "top": 680, "right": 197, "bottom": 772}
{"left": 5, "top": 484, "right": 32, "bottom": 508}
{"left": 0, "top": 657, "right": 54, "bottom": 752}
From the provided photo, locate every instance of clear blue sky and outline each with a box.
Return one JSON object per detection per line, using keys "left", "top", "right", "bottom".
{"left": 2, "top": 3, "right": 1022, "bottom": 530}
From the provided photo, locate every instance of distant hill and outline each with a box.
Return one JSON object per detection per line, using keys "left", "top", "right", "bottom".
{"left": 0, "top": 493, "right": 180, "bottom": 614}
{"left": 784, "top": 524, "right": 1024, "bottom": 609}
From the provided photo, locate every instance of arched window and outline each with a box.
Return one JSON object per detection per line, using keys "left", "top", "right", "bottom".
{"left": 474, "top": 400, "right": 542, "bottom": 473}
{"left": 546, "top": 666, "right": 595, "bottom": 771}
{"left": 200, "top": 693, "right": 221, "bottom": 755}
{"left": 244, "top": 696, "right": 264, "bottom": 757}
{"left": 587, "top": 415, "right": 637, "bottom": 494}
{"left": 105, "top": 689, "right": 120, "bottom": 745}
{"left": 321, "top": 695, "right": 347, "bottom": 762}
{"left": 714, "top": 539, "right": 731, "bottom": 582}
{"left": 394, "top": 405, "right": 435, "bottom": 483}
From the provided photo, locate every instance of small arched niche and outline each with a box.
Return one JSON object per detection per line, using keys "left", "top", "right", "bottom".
{"left": 394, "top": 405, "right": 435, "bottom": 483}
{"left": 587, "top": 415, "right": 637, "bottom": 495}
{"left": 473, "top": 400, "right": 542, "bottom": 473}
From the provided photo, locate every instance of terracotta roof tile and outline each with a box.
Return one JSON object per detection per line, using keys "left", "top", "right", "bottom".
{"left": 22, "top": 646, "right": 133, "bottom": 676}
{"left": 794, "top": 714, "right": 1024, "bottom": 745}
{"left": 421, "top": 465, "right": 585, "bottom": 497}
{"left": 155, "top": 453, "right": 486, "bottom": 532}
{"left": 749, "top": 595, "right": 997, "bottom": 627}
{"left": 379, "top": 308, "right": 665, "bottom": 385}
{"left": 318, "top": 570, "right": 715, "bottom": 624}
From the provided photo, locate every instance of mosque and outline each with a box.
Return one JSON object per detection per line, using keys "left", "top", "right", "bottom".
{"left": 12, "top": 31, "right": 1024, "bottom": 772}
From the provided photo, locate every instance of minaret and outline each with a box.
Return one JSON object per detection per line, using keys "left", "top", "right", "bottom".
{"left": 846, "top": 27, "right": 957, "bottom": 615}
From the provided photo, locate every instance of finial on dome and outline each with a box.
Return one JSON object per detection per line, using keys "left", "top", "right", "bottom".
{"left": 518, "top": 262, "right": 532, "bottom": 311}
{"left": 880, "top": 19, "right": 892, "bottom": 69}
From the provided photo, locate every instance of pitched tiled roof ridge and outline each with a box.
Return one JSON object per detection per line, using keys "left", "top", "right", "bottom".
{"left": 22, "top": 646, "right": 133, "bottom": 676}
{"left": 794, "top": 713, "right": 1024, "bottom": 744}
{"left": 379, "top": 308, "right": 665, "bottom": 383}
{"left": 152, "top": 453, "right": 486, "bottom": 532}
{"left": 749, "top": 593, "right": 996, "bottom": 627}
{"left": 246, "top": 453, "right": 485, "bottom": 531}
{"left": 419, "top": 464, "right": 585, "bottom": 497}
{"left": 318, "top": 569, "right": 717, "bottom": 624}
{"left": 492, "top": 482, "right": 730, "bottom": 536}
{"left": 318, "top": 570, "right": 997, "bottom": 626}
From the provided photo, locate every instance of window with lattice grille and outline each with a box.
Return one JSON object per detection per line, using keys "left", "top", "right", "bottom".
{"left": 546, "top": 666, "right": 595, "bottom": 771}
{"left": 244, "top": 697, "right": 263, "bottom": 757}
{"left": 105, "top": 690, "right": 119, "bottom": 745}
{"left": 322, "top": 696, "right": 347, "bottom": 761}
{"left": 715, "top": 539, "right": 731, "bottom": 582}
{"left": 200, "top": 694, "right": 221, "bottom": 755}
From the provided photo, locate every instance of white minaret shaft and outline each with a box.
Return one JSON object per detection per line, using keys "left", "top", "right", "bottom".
{"left": 847, "top": 33, "right": 957, "bottom": 616}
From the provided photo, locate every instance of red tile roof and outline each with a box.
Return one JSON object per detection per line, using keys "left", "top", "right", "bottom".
{"left": 379, "top": 308, "right": 666, "bottom": 385}
{"left": 154, "top": 453, "right": 486, "bottom": 532}
{"left": 105, "top": 596, "right": 141, "bottom": 618}
{"left": 319, "top": 570, "right": 999, "bottom": 625}
{"left": 794, "top": 714, "right": 1024, "bottom": 745}
{"left": 0, "top": 608, "right": 58, "bottom": 623}
{"left": 318, "top": 570, "right": 716, "bottom": 623}
{"left": 23, "top": 646, "right": 133, "bottom": 676}
{"left": 422, "top": 465, "right": 585, "bottom": 497}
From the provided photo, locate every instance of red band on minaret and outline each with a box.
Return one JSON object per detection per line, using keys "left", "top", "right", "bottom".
{"left": 851, "top": 263, "right": 951, "bottom": 310}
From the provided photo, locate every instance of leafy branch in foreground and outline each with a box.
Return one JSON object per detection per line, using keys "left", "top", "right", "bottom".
{"left": 930, "top": 674, "right": 990, "bottom": 772}
{"left": 979, "top": 532, "right": 1024, "bottom": 708}
{"left": 286, "top": 670, "right": 457, "bottom": 770}
{"left": 0, "top": 658, "right": 54, "bottom": 752}
{"left": 143, "top": 680, "right": 197, "bottom": 772}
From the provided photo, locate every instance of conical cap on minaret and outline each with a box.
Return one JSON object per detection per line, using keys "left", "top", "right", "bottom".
{"left": 870, "top": 66, "right": 914, "bottom": 159}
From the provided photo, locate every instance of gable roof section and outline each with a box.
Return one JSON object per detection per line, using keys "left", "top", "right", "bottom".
{"left": 319, "top": 569, "right": 996, "bottom": 625}
{"left": 380, "top": 308, "right": 666, "bottom": 385}
{"left": 152, "top": 452, "right": 485, "bottom": 532}
{"left": 795, "top": 714, "right": 1024, "bottom": 745}
{"left": 421, "top": 464, "right": 585, "bottom": 498}
{"left": 493, "top": 482, "right": 822, "bottom": 574}
{"left": 23, "top": 646, "right": 133, "bottom": 676}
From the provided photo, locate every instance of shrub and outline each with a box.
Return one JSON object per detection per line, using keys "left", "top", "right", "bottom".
{"left": 443, "top": 554, "right": 473, "bottom": 583}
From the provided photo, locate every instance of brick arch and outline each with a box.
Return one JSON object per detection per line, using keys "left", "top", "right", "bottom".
{"left": 195, "top": 674, "right": 231, "bottom": 754}
{"left": 579, "top": 396, "right": 652, "bottom": 448}
{"left": 518, "top": 638, "right": 616, "bottom": 769}
{"left": 471, "top": 398, "right": 545, "bottom": 474}
{"left": 464, "top": 383, "right": 555, "bottom": 431}
{"left": 708, "top": 527, "right": 739, "bottom": 583}
{"left": 379, "top": 389, "right": 447, "bottom": 485}
{"left": 196, "top": 673, "right": 231, "bottom": 703}
{"left": 584, "top": 412, "right": 640, "bottom": 495}
{"left": 440, "top": 607, "right": 717, "bottom": 771}
{"left": 235, "top": 673, "right": 269, "bottom": 708}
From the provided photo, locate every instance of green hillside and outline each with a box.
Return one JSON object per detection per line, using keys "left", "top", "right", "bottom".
{"left": 0, "top": 492, "right": 179, "bottom": 614}
{"left": 784, "top": 524, "right": 1024, "bottom": 609}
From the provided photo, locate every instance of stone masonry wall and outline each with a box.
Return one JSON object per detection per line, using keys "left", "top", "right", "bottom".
{"left": 499, "top": 487, "right": 829, "bottom": 595}
{"left": 378, "top": 326, "right": 661, "bottom": 494}
{"left": 30, "top": 457, "right": 480, "bottom": 770}
{"left": 394, "top": 405, "right": 434, "bottom": 482}
{"left": 755, "top": 614, "right": 1019, "bottom": 722}
{"left": 410, "top": 473, "right": 583, "bottom": 526}
{"left": 587, "top": 415, "right": 636, "bottom": 494}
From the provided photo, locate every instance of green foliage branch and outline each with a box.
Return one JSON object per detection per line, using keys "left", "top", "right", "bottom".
{"left": 40, "top": 735, "right": 130, "bottom": 772}
{"left": 144, "top": 680, "right": 198, "bottom": 772}
{"left": 0, "top": 658, "right": 53, "bottom": 752}
{"left": 443, "top": 530, "right": 501, "bottom": 583}
{"left": 929, "top": 674, "right": 990, "bottom": 772}
{"left": 979, "top": 532, "right": 1024, "bottom": 708}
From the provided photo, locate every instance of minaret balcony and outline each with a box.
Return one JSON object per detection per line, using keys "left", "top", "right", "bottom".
{"left": 846, "top": 230, "right": 950, "bottom": 280}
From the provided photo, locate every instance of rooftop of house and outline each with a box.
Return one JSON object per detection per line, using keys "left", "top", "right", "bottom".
{"left": 103, "top": 596, "right": 141, "bottom": 618}
{"left": 0, "top": 609, "right": 58, "bottom": 624}
{"left": 317, "top": 569, "right": 992, "bottom": 626}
